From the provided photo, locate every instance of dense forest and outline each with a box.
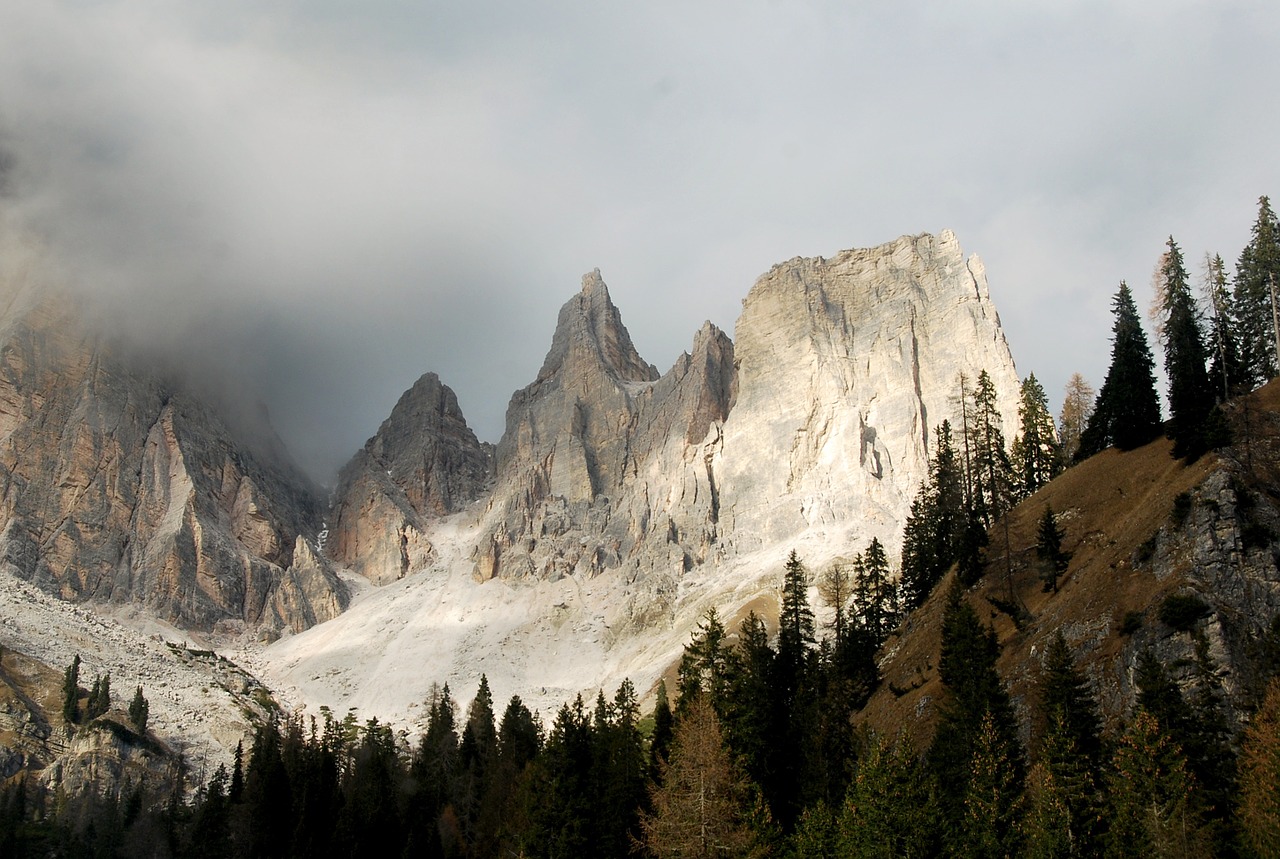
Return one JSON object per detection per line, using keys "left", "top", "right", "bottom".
{"left": 4, "top": 197, "right": 1280, "bottom": 857}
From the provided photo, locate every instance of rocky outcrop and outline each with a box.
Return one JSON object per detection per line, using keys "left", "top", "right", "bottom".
{"left": 0, "top": 276, "right": 347, "bottom": 633}
{"left": 716, "top": 230, "right": 1021, "bottom": 559}
{"left": 329, "top": 372, "right": 492, "bottom": 584}
{"left": 469, "top": 233, "right": 1019, "bottom": 608}
{"left": 472, "top": 272, "right": 736, "bottom": 598}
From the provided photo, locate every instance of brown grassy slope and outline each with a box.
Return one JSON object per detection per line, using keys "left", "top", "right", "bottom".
{"left": 855, "top": 383, "right": 1280, "bottom": 750}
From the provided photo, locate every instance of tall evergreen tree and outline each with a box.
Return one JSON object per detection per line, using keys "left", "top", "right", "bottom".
{"left": 1157, "top": 237, "right": 1216, "bottom": 459}
{"left": 1232, "top": 195, "right": 1280, "bottom": 385}
{"left": 128, "top": 685, "right": 149, "bottom": 734}
{"left": 971, "top": 370, "right": 1014, "bottom": 527}
{"left": 851, "top": 538, "right": 898, "bottom": 645}
{"left": 676, "top": 609, "right": 730, "bottom": 711}
{"left": 1035, "top": 508, "right": 1071, "bottom": 594}
{"left": 1078, "top": 282, "right": 1161, "bottom": 458}
{"left": 929, "top": 582, "right": 1025, "bottom": 818}
{"left": 1203, "top": 252, "right": 1244, "bottom": 402}
{"left": 1238, "top": 678, "right": 1280, "bottom": 858}
{"left": 62, "top": 654, "right": 81, "bottom": 725}
{"left": 775, "top": 550, "right": 815, "bottom": 702}
{"left": 1011, "top": 373, "right": 1063, "bottom": 499}
{"left": 838, "top": 734, "right": 940, "bottom": 857}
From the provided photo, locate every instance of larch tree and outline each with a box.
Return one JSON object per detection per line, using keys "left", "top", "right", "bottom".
{"left": 640, "top": 694, "right": 763, "bottom": 859}
{"left": 1232, "top": 195, "right": 1280, "bottom": 385}
{"left": 1238, "top": 678, "right": 1280, "bottom": 858}
{"left": 1078, "top": 282, "right": 1161, "bottom": 458}
{"left": 1058, "top": 373, "right": 1095, "bottom": 463}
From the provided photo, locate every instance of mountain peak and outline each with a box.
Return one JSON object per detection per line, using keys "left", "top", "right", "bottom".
{"left": 536, "top": 270, "right": 658, "bottom": 385}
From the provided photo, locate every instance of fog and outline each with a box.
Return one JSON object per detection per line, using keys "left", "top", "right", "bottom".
{"left": 2, "top": 1, "right": 1278, "bottom": 482}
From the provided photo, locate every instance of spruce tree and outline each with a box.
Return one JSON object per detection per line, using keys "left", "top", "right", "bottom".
{"left": 971, "top": 370, "right": 1014, "bottom": 527}
{"left": 1038, "top": 631, "right": 1101, "bottom": 765}
{"left": 838, "top": 735, "right": 941, "bottom": 857}
{"left": 1078, "top": 282, "right": 1161, "bottom": 457}
{"left": 649, "top": 679, "right": 674, "bottom": 776}
{"left": 775, "top": 550, "right": 815, "bottom": 701}
{"left": 1158, "top": 237, "right": 1215, "bottom": 459}
{"left": 1035, "top": 508, "right": 1071, "bottom": 594}
{"left": 1232, "top": 195, "right": 1280, "bottom": 385}
{"left": 128, "top": 685, "right": 149, "bottom": 734}
{"left": 1011, "top": 373, "right": 1063, "bottom": 499}
{"left": 62, "top": 654, "right": 81, "bottom": 725}
{"left": 1204, "top": 252, "right": 1244, "bottom": 401}
{"left": 929, "top": 582, "right": 1024, "bottom": 817}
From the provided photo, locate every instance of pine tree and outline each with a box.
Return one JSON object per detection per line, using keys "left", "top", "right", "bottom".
{"left": 1011, "top": 373, "right": 1063, "bottom": 499}
{"left": 677, "top": 609, "right": 730, "bottom": 711}
{"left": 62, "top": 654, "right": 81, "bottom": 725}
{"left": 900, "top": 421, "right": 966, "bottom": 610}
{"left": 1038, "top": 631, "right": 1101, "bottom": 765}
{"left": 1025, "top": 712, "right": 1102, "bottom": 859}
{"left": 775, "top": 549, "right": 815, "bottom": 702}
{"left": 1105, "top": 711, "right": 1209, "bottom": 857}
{"left": 959, "top": 710, "right": 1026, "bottom": 859}
{"left": 128, "top": 685, "right": 149, "bottom": 734}
{"left": 971, "top": 370, "right": 1015, "bottom": 527}
{"left": 1232, "top": 195, "right": 1280, "bottom": 385}
{"left": 1158, "top": 237, "right": 1215, "bottom": 459}
{"left": 1078, "top": 282, "right": 1161, "bottom": 457}
{"left": 1058, "top": 373, "right": 1095, "bottom": 464}
{"left": 1203, "top": 252, "right": 1244, "bottom": 401}
{"left": 1035, "top": 507, "right": 1071, "bottom": 594}
{"left": 838, "top": 734, "right": 940, "bottom": 857}
{"left": 929, "top": 582, "right": 1024, "bottom": 816}
{"left": 650, "top": 679, "right": 674, "bottom": 776}
{"left": 851, "top": 538, "right": 898, "bottom": 645}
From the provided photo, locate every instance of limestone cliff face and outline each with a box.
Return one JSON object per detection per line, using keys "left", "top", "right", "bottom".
{"left": 474, "top": 272, "right": 734, "bottom": 595}
{"left": 716, "top": 230, "right": 1021, "bottom": 558}
{"left": 329, "top": 372, "right": 492, "bottom": 584}
{"left": 0, "top": 279, "right": 347, "bottom": 633}
{"left": 468, "top": 232, "right": 1019, "bottom": 598}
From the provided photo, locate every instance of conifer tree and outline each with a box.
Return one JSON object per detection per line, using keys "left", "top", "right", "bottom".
{"left": 838, "top": 734, "right": 940, "bottom": 857}
{"left": 1238, "top": 678, "right": 1280, "bottom": 858}
{"left": 1035, "top": 507, "right": 1071, "bottom": 594}
{"left": 1158, "top": 237, "right": 1215, "bottom": 459}
{"left": 851, "top": 538, "right": 898, "bottom": 645}
{"left": 129, "top": 685, "right": 149, "bottom": 734}
{"left": 1078, "top": 282, "right": 1161, "bottom": 458}
{"left": 1011, "top": 373, "right": 1063, "bottom": 499}
{"left": 775, "top": 550, "right": 815, "bottom": 701}
{"left": 959, "top": 710, "right": 1026, "bottom": 859}
{"left": 650, "top": 679, "right": 674, "bottom": 775}
{"left": 1058, "top": 373, "right": 1095, "bottom": 464}
{"left": 1038, "top": 631, "right": 1101, "bottom": 765}
{"left": 639, "top": 694, "right": 763, "bottom": 858}
{"left": 62, "top": 654, "right": 81, "bottom": 724}
{"left": 1025, "top": 712, "right": 1102, "bottom": 859}
{"left": 1203, "top": 252, "right": 1244, "bottom": 401}
{"left": 1105, "top": 711, "right": 1209, "bottom": 857}
{"left": 971, "top": 370, "right": 1014, "bottom": 527}
{"left": 677, "top": 609, "right": 730, "bottom": 711}
{"left": 929, "top": 582, "right": 1024, "bottom": 815}
{"left": 1232, "top": 195, "right": 1280, "bottom": 385}
{"left": 900, "top": 421, "right": 966, "bottom": 609}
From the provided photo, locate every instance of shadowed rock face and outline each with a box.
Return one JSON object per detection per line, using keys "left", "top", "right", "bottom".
{"left": 328, "top": 372, "right": 493, "bottom": 584}
{"left": 0, "top": 281, "right": 347, "bottom": 633}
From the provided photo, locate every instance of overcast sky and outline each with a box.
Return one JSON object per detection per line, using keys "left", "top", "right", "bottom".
{"left": 2, "top": 1, "right": 1278, "bottom": 482}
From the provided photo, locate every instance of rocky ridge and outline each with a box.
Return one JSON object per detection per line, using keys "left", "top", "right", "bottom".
{"left": 0, "top": 265, "right": 348, "bottom": 634}
{"left": 328, "top": 372, "right": 492, "bottom": 584}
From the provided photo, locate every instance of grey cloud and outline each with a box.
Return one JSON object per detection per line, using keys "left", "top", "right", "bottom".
{"left": 1, "top": 1, "right": 1278, "bottom": 481}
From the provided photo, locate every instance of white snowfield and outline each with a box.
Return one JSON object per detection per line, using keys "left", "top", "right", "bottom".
{"left": 237, "top": 514, "right": 790, "bottom": 733}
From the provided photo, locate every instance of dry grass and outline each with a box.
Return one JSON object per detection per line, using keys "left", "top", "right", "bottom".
{"left": 853, "top": 386, "right": 1280, "bottom": 746}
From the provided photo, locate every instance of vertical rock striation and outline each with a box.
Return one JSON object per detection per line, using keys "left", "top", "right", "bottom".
{"left": 716, "top": 229, "right": 1021, "bottom": 559}
{"left": 0, "top": 275, "right": 347, "bottom": 633}
{"left": 328, "top": 372, "right": 492, "bottom": 584}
